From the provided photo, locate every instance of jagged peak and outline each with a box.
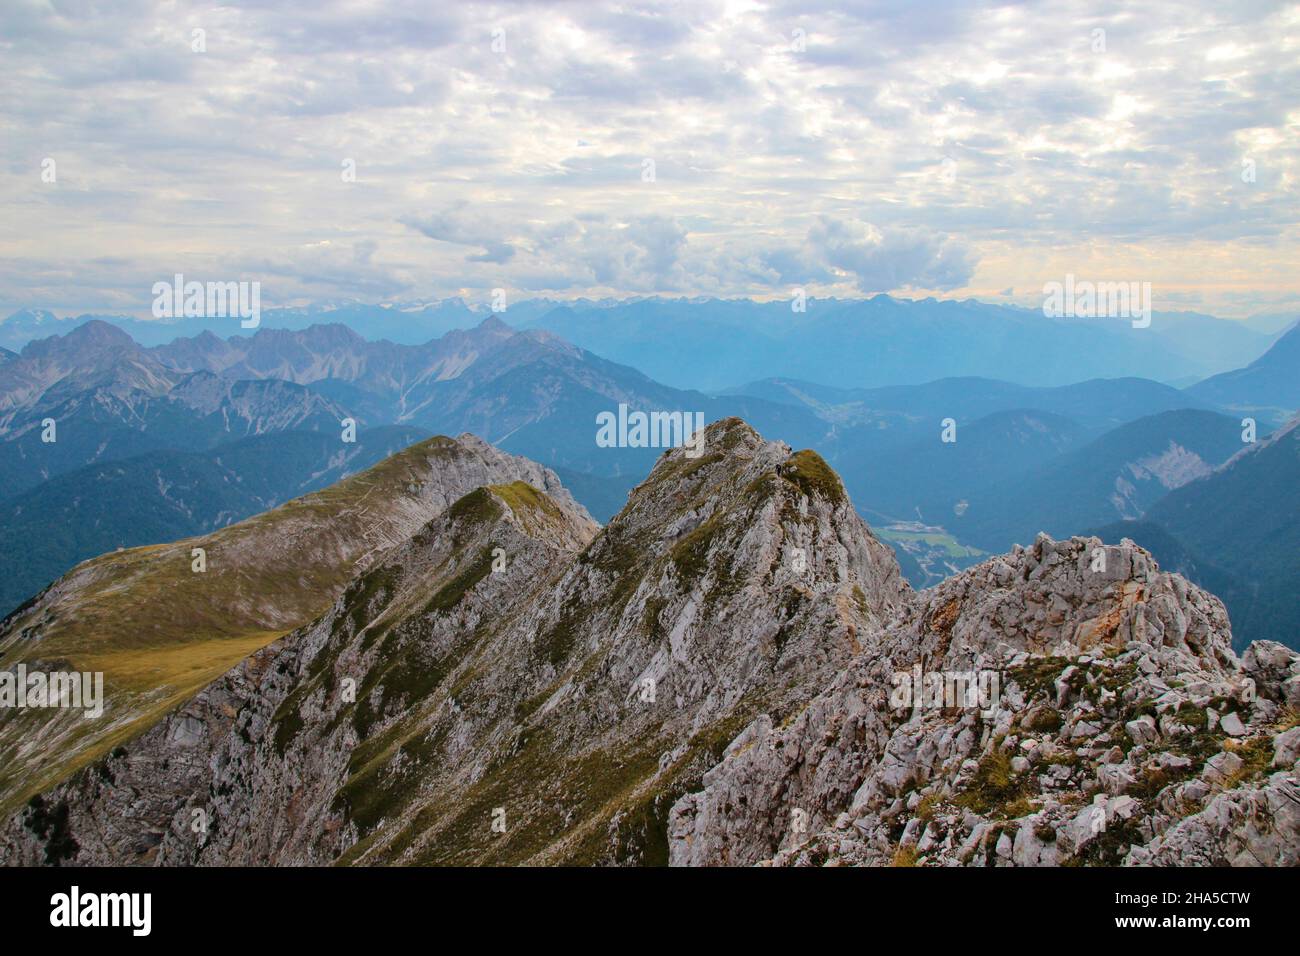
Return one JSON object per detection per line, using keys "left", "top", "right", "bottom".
{"left": 633, "top": 417, "right": 774, "bottom": 493}
{"left": 475, "top": 314, "right": 514, "bottom": 333}
{"left": 904, "top": 532, "right": 1237, "bottom": 677}
{"left": 453, "top": 431, "right": 492, "bottom": 449}
{"left": 669, "top": 530, "right": 1282, "bottom": 869}
{"left": 241, "top": 322, "right": 365, "bottom": 347}
{"left": 19, "top": 318, "right": 137, "bottom": 359}
{"left": 560, "top": 418, "right": 907, "bottom": 710}
{"left": 624, "top": 420, "right": 855, "bottom": 535}
{"left": 703, "top": 415, "right": 765, "bottom": 446}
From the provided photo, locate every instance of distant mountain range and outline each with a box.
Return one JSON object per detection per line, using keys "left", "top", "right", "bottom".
{"left": 520, "top": 297, "right": 1290, "bottom": 391}
{"left": 4, "top": 297, "right": 1293, "bottom": 391}
{"left": 1186, "top": 319, "right": 1300, "bottom": 429}
{"left": 718, "top": 330, "right": 1298, "bottom": 602}
{"left": 0, "top": 321, "right": 352, "bottom": 500}
{"left": 0, "top": 317, "right": 825, "bottom": 612}
{"left": 143, "top": 316, "right": 831, "bottom": 488}
{"left": 951, "top": 408, "right": 1247, "bottom": 551}
{"left": 0, "top": 302, "right": 495, "bottom": 349}
{"left": 725, "top": 373, "right": 1216, "bottom": 432}
{"left": 1112, "top": 417, "right": 1300, "bottom": 650}
{"left": 0, "top": 305, "right": 1296, "bottom": 650}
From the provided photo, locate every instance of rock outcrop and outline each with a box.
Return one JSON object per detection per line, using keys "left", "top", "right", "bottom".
{"left": 669, "top": 537, "right": 1298, "bottom": 867}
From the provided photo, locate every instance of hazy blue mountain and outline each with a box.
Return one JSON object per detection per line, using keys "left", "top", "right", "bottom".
{"left": 1185, "top": 321, "right": 1300, "bottom": 429}
{"left": 0, "top": 322, "right": 352, "bottom": 501}
{"left": 7, "top": 296, "right": 1275, "bottom": 391}
{"left": 0, "top": 310, "right": 66, "bottom": 351}
{"left": 0, "top": 425, "right": 429, "bottom": 617}
{"left": 1140, "top": 417, "right": 1300, "bottom": 650}
{"left": 951, "top": 409, "right": 1246, "bottom": 551}
{"left": 3, "top": 318, "right": 832, "bottom": 523}
{"left": 1241, "top": 312, "right": 1299, "bottom": 336}
{"left": 0, "top": 303, "right": 493, "bottom": 350}
{"left": 150, "top": 316, "right": 834, "bottom": 487}
{"left": 259, "top": 301, "right": 483, "bottom": 343}
{"left": 0, "top": 309, "right": 244, "bottom": 351}
{"left": 727, "top": 375, "right": 1209, "bottom": 432}
{"left": 7, "top": 307, "right": 1290, "bottom": 613}
{"left": 260, "top": 299, "right": 568, "bottom": 343}
{"left": 518, "top": 296, "right": 1272, "bottom": 391}
{"left": 1143, "top": 310, "right": 1279, "bottom": 379}
{"left": 407, "top": 337, "right": 830, "bottom": 479}
{"left": 837, "top": 408, "right": 1090, "bottom": 527}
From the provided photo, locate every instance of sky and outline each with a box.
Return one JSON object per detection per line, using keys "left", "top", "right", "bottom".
{"left": 2, "top": 0, "right": 1298, "bottom": 318}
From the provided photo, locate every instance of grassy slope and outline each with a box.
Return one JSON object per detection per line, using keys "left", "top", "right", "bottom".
{"left": 0, "top": 435, "right": 464, "bottom": 817}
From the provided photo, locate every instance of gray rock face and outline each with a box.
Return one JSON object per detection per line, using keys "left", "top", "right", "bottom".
{"left": 1127, "top": 776, "right": 1300, "bottom": 866}
{"left": 0, "top": 431, "right": 594, "bottom": 824}
{"left": 1, "top": 476, "right": 600, "bottom": 866}
{"left": 1, "top": 420, "right": 1295, "bottom": 868}
{"left": 667, "top": 534, "right": 1298, "bottom": 868}
{"left": 1, "top": 419, "right": 905, "bottom": 865}
{"left": 1273, "top": 727, "right": 1300, "bottom": 768}
{"left": 1242, "top": 641, "right": 1300, "bottom": 710}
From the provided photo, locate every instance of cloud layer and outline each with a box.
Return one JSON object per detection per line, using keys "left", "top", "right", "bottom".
{"left": 1, "top": 0, "right": 1297, "bottom": 316}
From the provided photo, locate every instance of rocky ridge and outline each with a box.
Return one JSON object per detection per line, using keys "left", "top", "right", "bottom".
{"left": 1, "top": 419, "right": 1296, "bottom": 866}
{"left": 0, "top": 433, "right": 590, "bottom": 821}
{"left": 670, "top": 536, "right": 1299, "bottom": 866}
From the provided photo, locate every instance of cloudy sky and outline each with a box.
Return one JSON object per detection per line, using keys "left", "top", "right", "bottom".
{"left": 2, "top": 0, "right": 1297, "bottom": 318}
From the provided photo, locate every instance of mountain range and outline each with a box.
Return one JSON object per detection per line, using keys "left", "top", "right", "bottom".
{"left": 145, "top": 317, "right": 829, "bottom": 480}
{"left": 950, "top": 408, "right": 1246, "bottom": 551}
{"left": 5, "top": 297, "right": 1293, "bottom": 391}
{"left": 0, "top": 310, "right": 1297, "bottom": 650}
{"left": 519, "top": 297, "right": 1293, "bottom": 391}
{"left": 1186, "top": 318, "right": 1300, "bottom": 429}
{"left": 1, "top": 420, "right": 1295, "bottom": 866}
{"left": 0, "top": 317, "right": 812, "bottom": 618}
{"left": 0, "top": 321, "right": 352, "bottom": 501}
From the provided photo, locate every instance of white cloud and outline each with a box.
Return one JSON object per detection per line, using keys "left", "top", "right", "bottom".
{"left": 0, "top": 0, "right": 1296, "bottom": 316}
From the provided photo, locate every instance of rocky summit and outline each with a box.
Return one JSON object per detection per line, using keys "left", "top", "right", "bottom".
{"left": 0, "top": 432, "right": 591, "bottom": 822}
{"left": 1, "top": 418, "right": 1296, "bottom": 866}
